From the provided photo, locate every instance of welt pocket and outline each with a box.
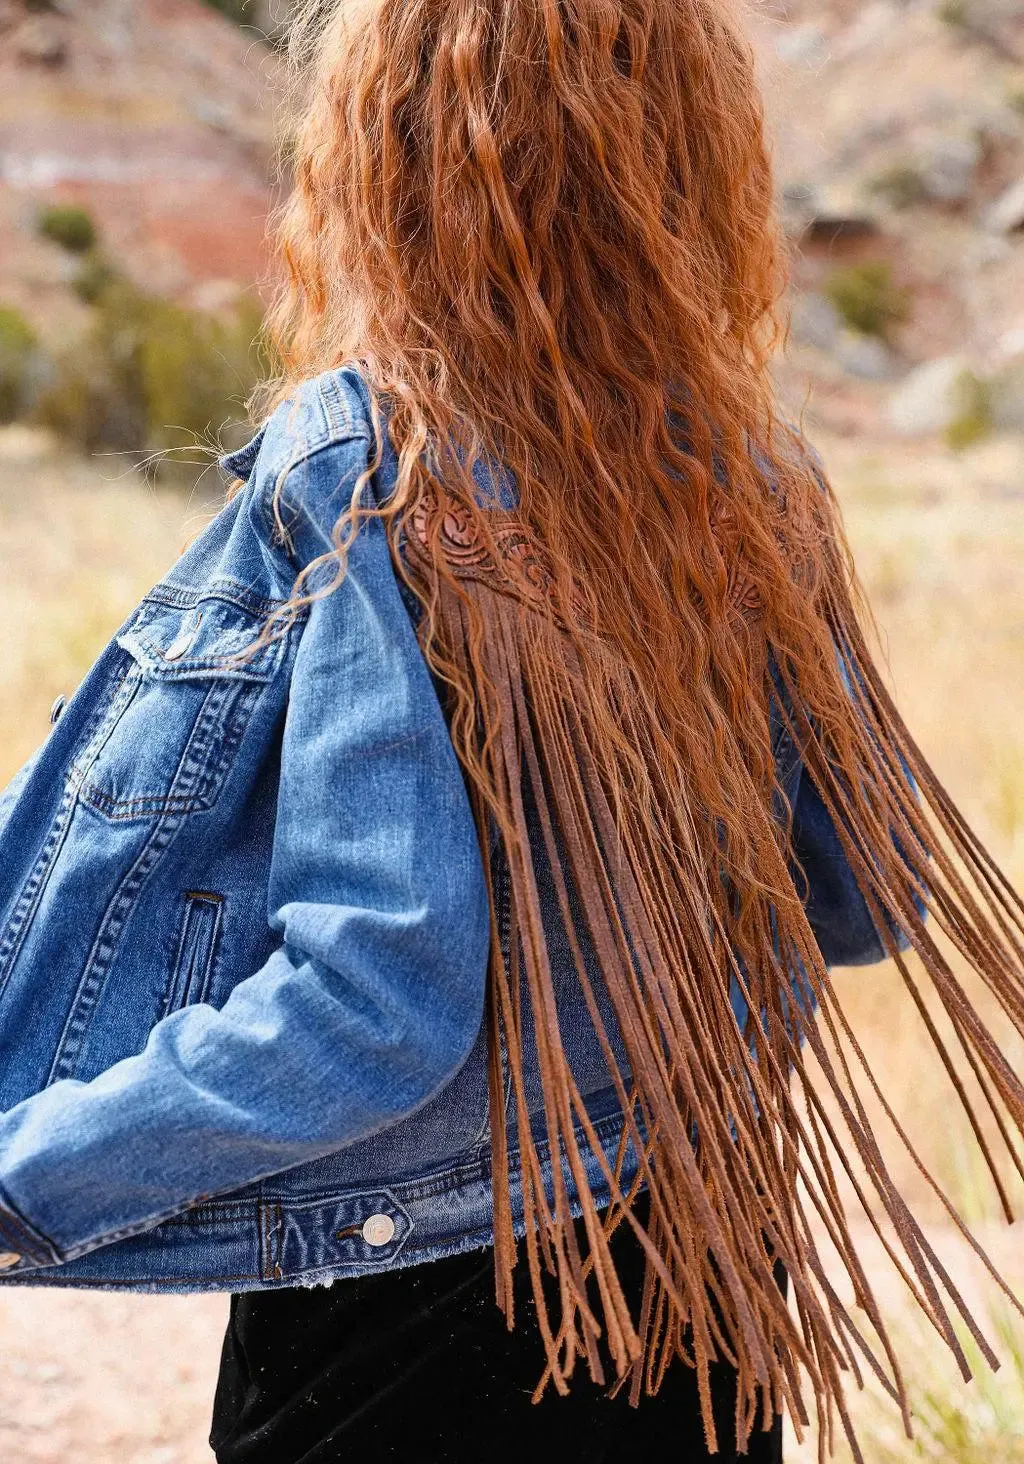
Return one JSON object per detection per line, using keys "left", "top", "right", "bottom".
{"left": 161, "top": 891, "right": 224, "bottom": 1016}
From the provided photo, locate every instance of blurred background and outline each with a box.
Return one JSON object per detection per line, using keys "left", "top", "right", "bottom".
{"left": 0, "top": 0, "right": 1023, "bottom": 1459}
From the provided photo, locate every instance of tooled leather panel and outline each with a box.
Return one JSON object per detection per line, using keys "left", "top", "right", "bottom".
{"left": 407, "top": 496, "right": 561, "bottom": 615}
{"left": 406, "top": 492, "right": 762, "bottom": 624}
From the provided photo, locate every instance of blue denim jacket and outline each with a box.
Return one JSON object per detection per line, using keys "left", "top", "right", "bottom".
{"left": 0, "top": 367, "right": 893, "bottom": 1292}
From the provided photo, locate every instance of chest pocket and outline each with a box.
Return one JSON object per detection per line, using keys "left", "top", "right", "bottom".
{"left": 76, "top": 597, "right": 286, "bottom": 824}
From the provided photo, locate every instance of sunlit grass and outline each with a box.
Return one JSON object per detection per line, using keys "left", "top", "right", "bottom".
{"left": 836, "top": 1302, "right": 1024, "bottom": 1464}
{"left": 0, "top": 428, "right": 217, "bottom": 782}
{"left": 785, "top": 430, "right": 1024, "bottom": 1460}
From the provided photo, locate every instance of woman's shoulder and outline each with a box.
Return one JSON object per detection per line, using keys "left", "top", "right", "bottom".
{"left": 218, "top": 365, "right": 376, "bottom": 487}
{"left": 218, "top": 366, "right": 380, "bottom": 573}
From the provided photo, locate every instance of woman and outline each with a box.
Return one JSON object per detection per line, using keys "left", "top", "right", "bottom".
{"left": 0, "top": 0, "right": 1022, "bottom": 1460}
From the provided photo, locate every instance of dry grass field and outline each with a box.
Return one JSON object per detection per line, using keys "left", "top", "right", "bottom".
{"left": 0, "top": 422, "right": 1022, "bottom": 1461}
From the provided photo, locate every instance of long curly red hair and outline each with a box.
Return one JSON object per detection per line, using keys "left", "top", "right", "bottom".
{"left": 262, "top": 0, "right": 854, "bottom": 944}
{"left": 252, "top": 2, "right": 1024, "bottom": 1457}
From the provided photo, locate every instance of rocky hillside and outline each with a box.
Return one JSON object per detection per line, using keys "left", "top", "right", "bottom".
{"left": 2, "top": 0, "right": 1024, "bottom": 448}
{"left": 0, "top": 0, "right": 279, "bottom": 338}
{"left": 754, "top": 0, "right": 1024, "bottom": 440}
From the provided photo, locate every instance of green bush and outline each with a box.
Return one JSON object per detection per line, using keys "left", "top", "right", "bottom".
{"left": 201, "top": 0, "right": 287, "bottom": 46}
{"left": 36, "top": 280, "right": 266, "bottom": 467}
{"left": 203, "top": 0, "right": 250, "bottom": 20}
{"left": 866, "top": 162, "right": 928, "bottom": 211}
{"left": 0, "top": 305, "right": 38, "bottom": 423}
{"left": 36, "top": 282, "right": 148, "bottom": 451}
{"left": 944, "top": 370, "right": 992, "bottom": 450}
{"left": 72, "top": 250, "right": 118, "bottom": 306}
{"left": 138, "top": 295, "right": 265, "bottom": 455}
{"left": 823, "top": 261, "right": 911, "bottom": 340}
{"left": 37, "top": 204, "right": 97, "bottom": 254}
{"left": 937, "top": 0, "right": 970, "bottom": 26}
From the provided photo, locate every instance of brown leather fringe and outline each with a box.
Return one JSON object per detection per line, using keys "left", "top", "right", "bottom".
{"left": 403, "top": 497, "right": 1024, "bottom": 1462}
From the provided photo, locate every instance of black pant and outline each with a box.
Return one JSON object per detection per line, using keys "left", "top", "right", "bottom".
{"left": 210, "top": 1194, "right": 785, "bottom": 1464}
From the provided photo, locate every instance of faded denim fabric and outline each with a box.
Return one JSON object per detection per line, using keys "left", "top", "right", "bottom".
{"left": 0, "top": 367, "right": 896, "bottom": 1292}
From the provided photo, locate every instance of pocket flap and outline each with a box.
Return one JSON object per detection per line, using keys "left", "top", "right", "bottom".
{"left": 118, "top": 600, "right": 284, "bottom": 683}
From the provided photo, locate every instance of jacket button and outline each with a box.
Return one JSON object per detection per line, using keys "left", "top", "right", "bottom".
{"left": 361, "top": 1213, "right": 396, "bottom": 1247}
{"left": 49, "top": 695, "right": 66, "bottom": 725}
{"left": 0, "top": 1252, "right": 21, "bottom": 1269}
{"left": 164, "top": 612, "right": 204, "bottom": 663}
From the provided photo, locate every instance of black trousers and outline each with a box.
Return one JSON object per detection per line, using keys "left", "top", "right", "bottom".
{"left": 210, "top": 1194, "right": 785, "bottom": 1464}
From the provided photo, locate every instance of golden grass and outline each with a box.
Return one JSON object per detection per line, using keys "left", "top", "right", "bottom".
{"left": 787, "top": 430, "right": 1024, "bottom": 1460}
{"left": 0, "top": 429, "right": 219, "bottom": 781}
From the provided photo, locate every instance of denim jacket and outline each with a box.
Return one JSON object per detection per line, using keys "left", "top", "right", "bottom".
{"left": 0, "top": 366, "right": 894, "bottom": 1292}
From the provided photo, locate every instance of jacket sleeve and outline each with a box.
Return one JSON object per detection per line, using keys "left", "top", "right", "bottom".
{"left": 787, "top": 701, "right": 927, "bottom": 970}
{"left": 788, "top": 767, "right": 896, "bottom": 967}
{"left": 771, "top": 434, "right": 928, "bottom": 970}
{"left": 0, "top": 421, "right": 491, "bottom": 1269}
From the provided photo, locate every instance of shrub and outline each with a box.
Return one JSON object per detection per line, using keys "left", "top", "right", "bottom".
{"left": 138, "top": 295, "right": 265, "bottom": 456}
{"left": 201, "top": 0, "right": 287, "bottom": 45}
{"left": 866, "top": 162, "right": 928, "bottom": 211}
{"left": 72, "top": 250, "right": 118, "bottom": 306}
{"left": 37, "top": 204, "right": 97, "bottom": 254}
{"left": 36, "top": 281, "right": 266, "bottom": 468}
{"left": 35, "top": 282, "right": 149, "bottom": 452}
{"left": 0, "top": 305, "right": 38, "bottom": 423}
{"left": 823, "top": 262, "right": 911, "bottom": 340}
{"left": 944, "top": 370, "right": 992, "bottom": 450}
{"left": 203, "top": 0, "right": 250, "bottom": 20}
{"left": 937, "top": 0, "right": 970, "bottom": 26}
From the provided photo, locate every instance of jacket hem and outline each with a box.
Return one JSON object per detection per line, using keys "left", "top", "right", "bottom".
{"left": 0, "top": 1095, "right": 642, "bottom": 1291}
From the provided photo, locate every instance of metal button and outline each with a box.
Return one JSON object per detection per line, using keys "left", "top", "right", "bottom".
{"left": 163, "top": 613, "right": 204, "bottom": 663}
{"left": 49, "top": 694, "right": 66, "bottom": 725}
{"left": 0, "top": 1252, "right": 21, "bottom": 1269}
{"left": 361, "top": 1213, "right": 396, "bottom": 1247}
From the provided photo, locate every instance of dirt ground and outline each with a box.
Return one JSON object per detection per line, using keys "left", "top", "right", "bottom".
{"left": 0, "top": 1224, "right": 1020, "bottom": 1463}
{"left": 0, "top": 1289, "right": 226, "bottom": 1463}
